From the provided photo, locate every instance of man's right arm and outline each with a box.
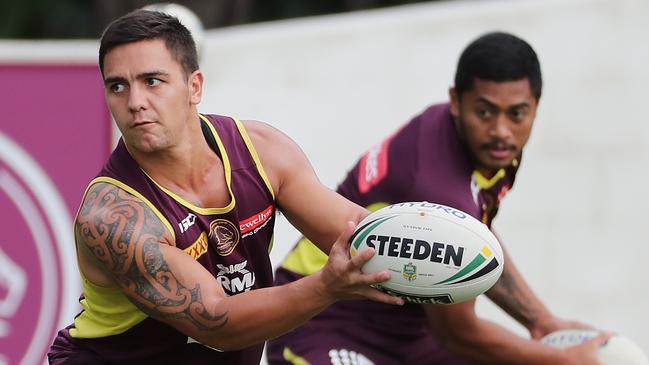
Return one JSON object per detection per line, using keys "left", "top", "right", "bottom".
{"left": 76, "top": 182, "right": 395, "bottom": 351}
{"left": 422, "top": 299, "right": 609, "bottom": 365}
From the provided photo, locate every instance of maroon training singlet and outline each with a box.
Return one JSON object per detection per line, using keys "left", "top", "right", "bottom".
{"left": 49, "top": 115, "right": 275, "bottom": 365}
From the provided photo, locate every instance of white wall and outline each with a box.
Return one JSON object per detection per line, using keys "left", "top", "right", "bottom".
{"left": 198, "top": 0, "right": 649, "bottom": 354}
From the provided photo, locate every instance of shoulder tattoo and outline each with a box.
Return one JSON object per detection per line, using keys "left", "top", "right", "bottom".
{"left": 76, "top": 182, "right": 228, "bottom": 330}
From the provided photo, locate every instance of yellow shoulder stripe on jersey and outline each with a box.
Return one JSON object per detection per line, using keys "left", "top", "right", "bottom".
{"left": 281, "top": 237, "right": 329, "bottom": 275}
{"left": 70, "top": 275, "right": 147, "bottom": 338}
{"left": 87, "top": 177, "right": 176, "bottom": 241}
{"left": 281, "top": 202, "right": 390, "bottom": 274}
{"left": 283, "top": 347, "right": 311, "bottom": 365}
{"left": 233, "top": 117, "right": 275, "bottom": 200}
{"left": 268, "top": 234, "right": 274, "bottom": 254}
{"left": 472, "top": 168, "right": 506, "bottom": 190}
{"left": 366, "top": 201, "right": 390, "bottom": 213}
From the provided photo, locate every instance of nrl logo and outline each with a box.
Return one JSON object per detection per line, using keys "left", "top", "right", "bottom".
{"left": 403, "top": 262, "right": 417, "bottom": 281}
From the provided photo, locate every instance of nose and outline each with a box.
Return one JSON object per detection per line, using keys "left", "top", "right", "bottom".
{"left": 489, "top": 115, "right": 513, "bottom": 140}
{"left": 127, "top": 84, "right": 147, "bottom": 113}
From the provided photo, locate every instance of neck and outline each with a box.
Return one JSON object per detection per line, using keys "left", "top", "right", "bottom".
{"left": 127, "top": 113, "right": 220, "bottom": 191}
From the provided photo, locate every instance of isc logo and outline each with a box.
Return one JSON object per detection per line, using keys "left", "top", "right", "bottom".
{"left": 179, "top": 213, "right": 197, "bottom": 233}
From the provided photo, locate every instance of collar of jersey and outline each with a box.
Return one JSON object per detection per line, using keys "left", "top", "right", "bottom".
{"left": 472, "top": 158, "right": 518, "bottom": 189}
{"left": 472, "top": 168, "right": 506, "bottom": 189}
{"left": 142, "top": 115, "right": 236, "bottom": 215}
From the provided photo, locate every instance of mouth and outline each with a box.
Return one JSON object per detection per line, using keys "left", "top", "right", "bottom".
{"left": 487, "top": 148, "right": 512, "bottom": 160}
{"left": 482, "top": 142, "right": 517, "bottom": 160}
{"left": 131, "top": 120, "right": 155, "bottom": 128}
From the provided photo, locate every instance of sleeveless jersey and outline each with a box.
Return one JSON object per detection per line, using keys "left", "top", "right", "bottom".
{"left": 340, "top": 102, "right": 518, "bottom": 224}
{"left": 277, "top": 102, "right": 519, "bottom": 321}
{"left": 50, "top": 115, "right": 276, "bottom": 365}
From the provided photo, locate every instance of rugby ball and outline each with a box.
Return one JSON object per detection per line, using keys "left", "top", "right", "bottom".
{"left": 350, "top": 201, "right": 503, "bottom": 304}
{"left": 541, "top": 329, "right": 649, "bottom": 365}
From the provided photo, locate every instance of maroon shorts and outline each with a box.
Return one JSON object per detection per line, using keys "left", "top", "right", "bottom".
{"left": 267, "top": 269, "right": 476, "bottom": 365}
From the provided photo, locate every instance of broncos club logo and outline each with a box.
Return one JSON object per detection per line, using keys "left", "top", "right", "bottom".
{"left": 209, "top": 219, "right": 240, "bottom": 256}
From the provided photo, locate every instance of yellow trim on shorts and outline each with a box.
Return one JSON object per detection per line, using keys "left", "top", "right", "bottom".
{"left": 88, "top": 177, "right": 176, "bottom": 240}
{"left": 283, "top": 347, "right": 311, "bottom": 365}
{"left": 232, "top": 117, "right": 275, "bottom": 200}
{"left": 281, "top": 202, "right": 390, "bottom": 274}
{"left": 472, "top": 168, "right": 506, "bottom": 190}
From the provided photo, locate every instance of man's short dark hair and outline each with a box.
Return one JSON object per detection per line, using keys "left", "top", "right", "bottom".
{"left": 454, "top": 32, "right": 542, "bottom": 100}
{"left": 99, "top": 9, "right": 199, "bottom": 76}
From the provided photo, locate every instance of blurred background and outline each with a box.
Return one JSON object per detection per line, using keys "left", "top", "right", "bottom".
{"left": 0, "top": 0, "right": 439, "bottom": 39}
{"left": 1, "top": 0, "right": 648, "bottom": 364}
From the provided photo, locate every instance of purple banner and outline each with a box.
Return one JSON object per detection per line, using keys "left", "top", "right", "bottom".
{"left": 0, "top": 65, "right": 111, "bottom": 365}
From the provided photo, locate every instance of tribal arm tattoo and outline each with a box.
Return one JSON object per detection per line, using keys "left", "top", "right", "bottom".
{"left": 76, "top": 182, "right": 228, "bottom": 332}
{"left": 485, "top": 251, "right": 548, "bottom": 329}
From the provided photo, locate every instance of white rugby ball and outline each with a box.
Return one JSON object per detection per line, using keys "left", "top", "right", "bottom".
{"left": 350, "top": 201, "right": 503, "bottom": 304}
{"left": 541, "top": 329, "right": 649, "bottom": 365}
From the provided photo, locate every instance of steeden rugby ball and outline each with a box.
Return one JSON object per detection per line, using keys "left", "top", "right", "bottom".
{"left": 350, "top": 201, "right": 504, "bottom": 304}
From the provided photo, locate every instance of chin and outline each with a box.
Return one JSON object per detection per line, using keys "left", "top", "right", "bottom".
{"left": 477, "top": 157, "right": 512, "bottom": 174}
{"left": 487, "top": 160, "right": 513, "bottom": 171}
{"left": 129, "top": 138, "right": 168, "bottom": 154}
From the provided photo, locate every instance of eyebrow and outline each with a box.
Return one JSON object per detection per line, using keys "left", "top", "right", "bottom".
{"left": 103, "top": 70, "right": 170, "bottom": 87}
{"left": 475, "top": 97, "right": 531, "bottom": 109}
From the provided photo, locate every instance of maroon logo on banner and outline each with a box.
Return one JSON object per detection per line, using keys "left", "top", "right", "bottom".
{"left": 0, "top": 133, "right": 79, "bottom": 365}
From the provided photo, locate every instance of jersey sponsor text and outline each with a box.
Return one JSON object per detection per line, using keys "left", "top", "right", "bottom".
{"left": 184, "top": 232, "right": 209, "bottom": 260}
{"left": 239, "top": 205, "right": 274, "bottom": 238}
{"left": 216, "top": 260, "right": 256, "bottom": 294}
{"left": 357, "top": 139, "right": 390, "bottom": 194}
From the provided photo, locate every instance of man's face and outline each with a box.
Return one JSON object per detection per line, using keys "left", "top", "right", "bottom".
{"left": 450, "top": 78, "right": 538, "bottom": 176}
{"left": 102, "top": 39, "right": 202, "bottom": 153}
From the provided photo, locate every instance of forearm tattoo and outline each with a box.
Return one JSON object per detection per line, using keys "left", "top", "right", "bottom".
{"left": 486, "top": 267, "right": 536, "bottom": 326}
{"left": 77, "top": 183, "right": 228, "bottom": 331}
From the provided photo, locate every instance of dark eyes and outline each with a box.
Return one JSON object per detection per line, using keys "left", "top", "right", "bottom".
{"left": 108, "top": 78, "right": 162, "bottom": 93}
{"left": 146, "top": 78, "right": 162, "bottom": 87}
{"left": 509, "top": 108, "right": 527, "bottom": 121}
{"left": 475, "top": 107, "right": 527, "bottom": 122}
{"left": 110, "top": 83, "right": 125, "bottom": 93}
{"left": 476, "top": 108, "right": 493, "bottom": 118}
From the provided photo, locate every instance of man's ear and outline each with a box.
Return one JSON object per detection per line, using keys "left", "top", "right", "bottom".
{"left": 189, "top": 70, "right": 204, "bottom": 105}
{"left": 449, "top": 87, "right": 459, "bottom": 118}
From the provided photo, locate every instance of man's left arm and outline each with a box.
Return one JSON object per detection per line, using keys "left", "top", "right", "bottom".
{"left": 242, "top": 119, "right": 368, "bottom": 250}
{"left": 486, "top": 230, "right": 586, "bottom": 338}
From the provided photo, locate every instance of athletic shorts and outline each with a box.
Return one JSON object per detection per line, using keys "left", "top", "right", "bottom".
{"left": 266, "top": 268, "right": 476, "bottom": 365}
